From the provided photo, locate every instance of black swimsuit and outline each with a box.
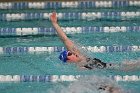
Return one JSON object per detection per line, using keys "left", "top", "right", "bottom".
{"left": 83, "top": 58, "right": 107, "bottom": 69}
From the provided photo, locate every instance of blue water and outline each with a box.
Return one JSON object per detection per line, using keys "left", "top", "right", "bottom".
{"left": 0, "top": 4, "right": 140, "bottom": 93}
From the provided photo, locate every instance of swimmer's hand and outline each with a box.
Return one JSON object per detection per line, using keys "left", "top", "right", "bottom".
{"left": 80, "top": 67, "right": 87, "bottom": 70}
{"left": 50, "top": 12, "right": 57, "bottom": 23}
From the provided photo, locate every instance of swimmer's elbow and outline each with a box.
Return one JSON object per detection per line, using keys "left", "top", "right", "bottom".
{"left": 60, "top": 35, "right": 69, "bottom": 42}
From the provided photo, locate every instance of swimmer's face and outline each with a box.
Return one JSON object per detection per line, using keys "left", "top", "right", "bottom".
{"left": 66, "top": 51, "right": 80, "bottom": 63}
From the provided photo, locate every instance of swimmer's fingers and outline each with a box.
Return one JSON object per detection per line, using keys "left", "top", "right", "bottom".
{"left": 50, "top": 12, "right": 57, "bottom": 23}
{"left": 79, "top": 67, "right": 89, "bottom": 70}
{"left": 52, "top": 12, "right": 56, "bottom": 17}
{"left": 50, "top": 12, "right": 56, "bottom": 20}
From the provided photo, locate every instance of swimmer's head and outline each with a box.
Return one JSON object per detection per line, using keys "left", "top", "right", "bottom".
{"left": 59, "top": 50, "right": 80, "bottom": 63}
{"left": 59, "top": 50, "right": 68, "bottom": 63}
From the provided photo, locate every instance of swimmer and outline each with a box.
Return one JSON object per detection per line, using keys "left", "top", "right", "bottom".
{"left": 50, "top": 12, "right": 139, "bottom": 71}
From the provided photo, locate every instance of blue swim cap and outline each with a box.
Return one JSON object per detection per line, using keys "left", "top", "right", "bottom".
{"left": 59, "top": 50, "right": 68, "bottom": 63}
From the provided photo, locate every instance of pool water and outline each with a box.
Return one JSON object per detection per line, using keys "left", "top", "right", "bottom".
{"left": 0, "top": 1, "right": 140, "bottom": 93}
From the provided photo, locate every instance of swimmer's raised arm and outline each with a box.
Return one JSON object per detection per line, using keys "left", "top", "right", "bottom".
{"left": 50, "top": 12, "right": 80, "bottom": 54}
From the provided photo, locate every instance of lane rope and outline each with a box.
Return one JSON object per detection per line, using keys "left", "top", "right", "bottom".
{"left": 0, "top": 1, "right": 140, "bottom": 10}
{"left": 0, "top": 75, "right": 139, "bottom": 82}
{"left": 0, "top": 26, "right": 139, "bottom": 36}
{"left": 0, "top": 12, "right": 139, "bottom": 21}
{"left": 0, "top": 45, "right": 140, "bottom": 54}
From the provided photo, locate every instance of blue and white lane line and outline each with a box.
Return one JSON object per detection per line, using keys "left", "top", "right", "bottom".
{"left": 0, "top": 75, "right": 140, "bottom": 82}
{"left": 0, "top": 12, "right": 139, "bottom": 21}
{"left": 0, "top": 26, "right": 139, "bottom": 36}
{"left": 0, "top": 1, "right": 140, "bottom": 9}
{"left": 0, "top": 46, "right": 140, "bottom": 54}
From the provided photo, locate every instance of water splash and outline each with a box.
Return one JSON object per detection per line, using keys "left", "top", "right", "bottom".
{"left": 120, "top": 58, "right": 140, "bottom": 71}
{"left": 48, "top": 76, "right": 127, "bottom": 93}
{"left": 72, "top": 40, "right": 94, "bottom": 58}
